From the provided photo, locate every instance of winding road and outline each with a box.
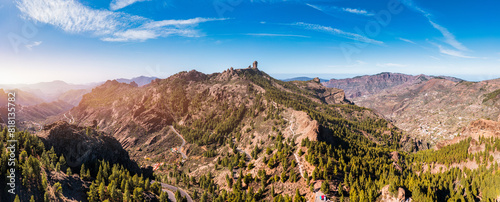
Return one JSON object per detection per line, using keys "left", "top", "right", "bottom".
{"left": 151, "top": 180, "right": 193, "bottom": 202}
{"left": 170, "top": 126, "right": 187, "bottom": 160}
{"left": 146, "top": 127, "right": 192, "bottom": 202}
{"left": 63, "top": 112, "right": 75, "bottom": 123}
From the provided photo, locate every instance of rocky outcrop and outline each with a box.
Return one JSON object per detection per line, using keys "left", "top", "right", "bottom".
{"left": 390, "top": 151, "right": 403, "bottom": 171}
{"left": 298, "top": 78, "right": 352, "bottom": 105}
{"left": 438, "top": 118, "right": 500, "bottom": 148}
{"left": 37, "top": 121, "right": 139, "bottom": 171}
{"left": 397, "top": 187, "right": 406, "bottom": 202}
{"left": 462, "top": 119, "right": 500, "bottom": 138}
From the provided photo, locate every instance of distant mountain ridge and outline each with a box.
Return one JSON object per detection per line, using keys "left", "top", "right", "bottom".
{"left": 116, "top": 76, "right": 158, "bottom": 86}
{"left": 0, "top": 80, "right": 97, "bottom": 102}
{"left": 326, "top": 72, "right": 500, "bottom": 144}
{"left": 322, "top": 72, "right": 463, "bottom": 99}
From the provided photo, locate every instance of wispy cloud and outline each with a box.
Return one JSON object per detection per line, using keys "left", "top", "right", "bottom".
{"left": 101, "top": 29, "right": 159, "bottom": 42}
{"left": 429, "top": 56, "right": 440, "bottom": 60}
{"left": 25, "top": 41, "right": 42, "bottom": 50}
{"left": 436, "top": 45, "right": 475, "bottom": 58}
{"left": 398, "top": 37, "right": 416, "bottom": 44}
{"left": 16, "top": 0, "right": 226, "bottom": 42}
{"left": 143, "top": 17, "right": 227, "bottom": 29}
{"left": 428, "top": 21, "right": 467, "bottom": 51}
{"left": 290, "top": 22, "right": 383, "bottom": 44}
{"left": 376, "top": 63, "right": 408, "bottom": 67}
{"left": 110, "top": 0, "right": 148, "bottom": 11}
{"left": 306, "top": 3, "right": 374, "bottom": 17}
{"left": 342, "top": 8, "right": 373, "bottom": 16}
{"left": 327, "top": 60, "right": 368, "bottom": 68}
{"left": 401, "top": 0, "right": 470, "bottom": 58}
{"left": 245, "top": 33, "right": 308, "bottom": 38}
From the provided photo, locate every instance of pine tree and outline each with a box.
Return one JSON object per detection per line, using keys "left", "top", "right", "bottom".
{"left": 99, "top": 181, "right": 106, "bottom": 201}
{"left": 145, "top": 178, "right": 150, "bottom": 191}
{"left": 159, "top": 191, "right": 168, "bottom": 202}
{"left": 80, "top": 164, "right": 86, "bottom": 178}
{"left": 55, "top": 162, "right": 61, "bottom": 172}
{"left": 175, "top": 189, "right": 182, "bottom": 201}
{"left": 14, "top": 195, "right": 20, "bottom": 202}
{"left": 87, "top": 182, "right": 99, "bottom": 202}
{"left": 321, "top": 181, "right": 329, "bottom": 194}
{"left": 54, "top": 182, "right": 63, "bottom": 197}
{"left": 133, "top": 187, "right": 143, "bottom": 202}
{"left": 293, "top": 188, "right": 302, "bottom": 202}
{"left": 281, "top": 171, "right": 287, "bottom": 183}
{"left": 200, "top": 191, "right": 208, "bottom": 202}
{"left": 59, "top": 155, "right": 67, "bottom": 170}
{"left": 30, "top": 195, "right": 35, "bottom": 202}
{"left": 123, "top": 187, "right": 130, "bottom": 202}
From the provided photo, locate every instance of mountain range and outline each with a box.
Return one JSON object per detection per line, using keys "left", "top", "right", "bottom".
{"left": 322, "top": 72, "right": 500, "bottom": 144}
{"left": 1, "top": 67, "right": 500, "bottom": 201}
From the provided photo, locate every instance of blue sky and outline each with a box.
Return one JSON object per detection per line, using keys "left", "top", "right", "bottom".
{"left": 1, "top": 0, "right": 499, "bottom": 84}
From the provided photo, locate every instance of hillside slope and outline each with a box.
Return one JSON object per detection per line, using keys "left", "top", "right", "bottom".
{"left": 58, "top": 63, "right": 408, "bottom": 201}
{"left": 352, "top": 78, "right": 500, "bottom": 144}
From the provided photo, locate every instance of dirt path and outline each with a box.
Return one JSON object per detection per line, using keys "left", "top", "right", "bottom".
{"left": 284, "top": 115, "right": 305, "bottom": 179}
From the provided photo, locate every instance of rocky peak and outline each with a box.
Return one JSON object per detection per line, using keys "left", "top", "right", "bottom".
{"left": 130, "top": 81, "right": 138, "bottom": 87}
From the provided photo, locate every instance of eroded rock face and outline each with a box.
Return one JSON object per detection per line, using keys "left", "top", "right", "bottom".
{"left": 302, "top": 79, "right": 352, "bottom": 105}
{"left": 397, "top": 187, "right": 406, "bottom": 202}
{"left": 37, "top": 121, "right": 138, "bottom": 171}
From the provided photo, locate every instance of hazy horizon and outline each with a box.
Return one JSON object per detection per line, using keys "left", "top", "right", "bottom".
{"left": 0, "top": 70, "right": 498, "bottom": 86}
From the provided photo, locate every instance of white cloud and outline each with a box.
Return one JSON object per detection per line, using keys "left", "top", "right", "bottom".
{"left": 428, "top": 20, "right": 467, "bottom": 51}
{"left": 16, "top": 0, "right": 226, "bottom": 42}
{"left": 245, "top": 33, "right": 308, "bottom": 38}
{"left": 16, "top": 0, "right": 120, "bottom": 34}
{"left": 102, "top": 29, "right": 158, "bottom": 42}
{"left": 306, "top": 3, "right": 374, "bottom": 17}
{"left": 291, "top": 22, "right": 383, "bottom": 45}
{"left": 429, "top": 56, "right": 440, "bottom": 60}
{"left": 143, "top": 17, "right": 227, "bottom": 29}
{"left": 436, "top": 45, "right": 475, "bottom": 58}
{"left": 25, "top": 41, "right": 42, "bottom": 50}
{"left": 356, "top": 60, "right": 367, "bottom": 65}
{"left": 110, "top": 0, "right": 148, "bottom": 11}
{"left": 401, "top": 0, "right": 470, "bottom": 56}
{"left": 342, "top": 8, "right": 373, "bottom": 16}
{"left": 398, "top": 37, "right": 416, "bottom": 44}
{"left": 376, "top": 63, "right": 408, "bottom": 67}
